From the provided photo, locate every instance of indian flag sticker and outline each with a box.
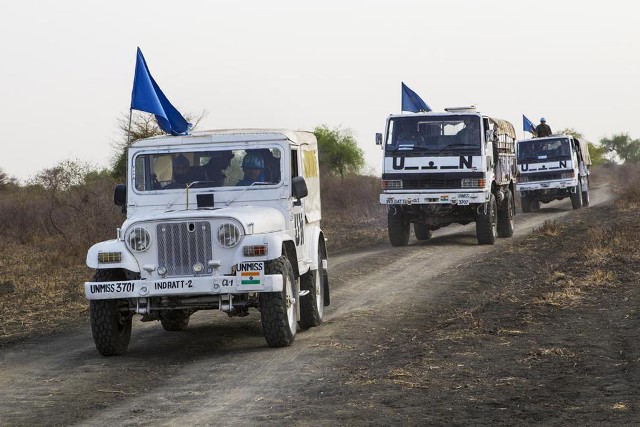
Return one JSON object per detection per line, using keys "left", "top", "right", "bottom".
{"left": 240, "top": 271, "right": 261, "bottom": 285}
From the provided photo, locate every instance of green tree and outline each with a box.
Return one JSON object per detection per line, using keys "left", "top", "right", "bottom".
{"left": 600, "top": 133, "right": 640, "bottom": 164}
{"left": 111, "top": 111, "right": 205, "bottom": 181}
{"left": 313, "top": 125, "right": 365, "bottom": 179}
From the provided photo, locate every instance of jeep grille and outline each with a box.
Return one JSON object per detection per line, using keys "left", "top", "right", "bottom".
{"left": 157, "top": 222, "right": 213, "bottom": 277}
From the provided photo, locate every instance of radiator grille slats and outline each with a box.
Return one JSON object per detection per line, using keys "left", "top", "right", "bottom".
{"left": 157, "top": 222, "right": 213, "bottom": 277}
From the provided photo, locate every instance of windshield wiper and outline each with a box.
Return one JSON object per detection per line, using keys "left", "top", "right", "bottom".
{"left": 165, "top": 181, "right": 207, "bottom": 211}
{"left": 226, "top": 182, "right": 271, "bottom": 206}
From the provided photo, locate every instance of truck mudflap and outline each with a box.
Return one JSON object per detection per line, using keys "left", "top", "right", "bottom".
{"left": 380, "top": 192, "right": 488, "bottom": 206}
{"left": 85, "top": 273, "right": 284, "bottom": 300}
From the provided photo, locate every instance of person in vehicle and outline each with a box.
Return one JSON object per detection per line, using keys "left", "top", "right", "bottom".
{"left": 237, "top": 151, "right": 265, "bottom": 185}
{"left": 204, "top": 151, "right": 234, "bottom": 186}
{"left": 535, "top": 117, "right": 552, "bottom": 137}
{"left": 170, "top": 154, "right": 191, "bottom": 186}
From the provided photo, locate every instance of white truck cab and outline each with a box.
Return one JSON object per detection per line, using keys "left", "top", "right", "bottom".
{"left": 516, "top": 134, "right": 591, "bottom": 211}
{"left": 377, "top": 107, "right": 517, "bottom": 245}
{"left": 85, "top": 129, "right": 329, "bottom": 355}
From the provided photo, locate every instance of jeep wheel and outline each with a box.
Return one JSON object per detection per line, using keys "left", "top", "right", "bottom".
{"left": 497, "top": 189, "right": 515, "bottom": 238}
{"left": 531, "top": 199, "right": 541, "bottom": 211}
{"left": 571, "top": 182, "right": 583, "bottom": 210}
{"left": 476, "top": 194, "right": 498, "bottom": 245}
{"left": 521, "top": 195, "right": 532, "bottom": 213}
{"left": 160, "top": 310, "right": 190, "bottom": 331}
{"left": 90, "top": 269, "right": 132, "bottom": 356}
{"left": 299, "top": 245, "right": 327, "bottom": 330}
{"left": 260, "top": 256, "right": 297, "bottom": 347}
{"left": 414, "top": 223, "right": 433, "bottom": 241}
{"left": 388, "top": 206, "right": 410, "bottom": 246}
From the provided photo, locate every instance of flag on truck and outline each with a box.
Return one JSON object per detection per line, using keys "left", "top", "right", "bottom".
{"left": 401, "top": 82, "right": 432, "bottom": 113}
{"left": 523, "top": 115, "right": 536, "bottom": 134}
{"left": 130, "top": 47, "right": 191, "bottom": 135}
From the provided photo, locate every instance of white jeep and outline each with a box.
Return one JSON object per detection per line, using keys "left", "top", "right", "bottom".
{"left": 85, "top": 129, "right": 329, "bottom": 356}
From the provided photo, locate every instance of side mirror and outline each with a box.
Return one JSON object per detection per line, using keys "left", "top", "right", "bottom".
{"left": 114, "top": 184, "right": 127, "bottom": 213}
{"left": 375, "top": 132, "right": 383, "bottom": 146}
{"left": 291, "top": 176, "right": 308, "bottom": 201}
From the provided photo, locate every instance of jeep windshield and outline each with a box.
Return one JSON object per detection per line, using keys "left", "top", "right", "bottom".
{"left": 386, "top": 115, "right": 482, "bottom": 155}
{"left": 133, "top": 147, "right": 282, "bottom": 191}
{"left": 517, "top": 138, "right": 571, "bottom": 164}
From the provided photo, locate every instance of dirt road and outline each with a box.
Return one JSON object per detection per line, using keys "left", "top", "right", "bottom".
{"left": 0, "top": 186, "right": 616, "bottom": 426}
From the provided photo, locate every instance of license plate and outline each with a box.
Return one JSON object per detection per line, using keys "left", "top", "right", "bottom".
{"left": 457, "top": 199, "right": 470, "bottom": 205}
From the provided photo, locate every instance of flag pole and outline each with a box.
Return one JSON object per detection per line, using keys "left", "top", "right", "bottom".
{"left": 127, "top": 108, "right": 133, "bottom": 144}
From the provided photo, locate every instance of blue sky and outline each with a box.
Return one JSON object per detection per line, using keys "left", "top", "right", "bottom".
{"left": 2, "top": 0, "right": 638, "bottom": 181}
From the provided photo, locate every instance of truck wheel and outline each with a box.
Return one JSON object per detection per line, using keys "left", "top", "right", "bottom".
{"left": 571, "top": 182, "right": 583, "bottom": 210}
{"left": 497, "top": 190, "right": 515, "bottom": 238}
{"left": 582, "top": 188, "right": 590, "bottom": 207}
{"left": 476, "top": 194, "right": 497, "bottom": 245}
{"left": 260, "top": 256, "right": 297, "bottom": 347}
{"left": 89, "top": 270, "right": 132, "bottom": 356}
{"left": 521, "top": 195, "right": 532, "bottom": 213}
{"left": 531, "top": 200, "right": 541, "bottom": 211}
{"left": 299, "top": 245, "right": 327, "bottom": 330}
{"left": 414, "top": 223, "right": 433, "bottom": 240}
{"left": 160, "top": 310, "right": 190, "bottom": 331}
{"left": 388, "top": 206, "right": 410, "bottom": 246}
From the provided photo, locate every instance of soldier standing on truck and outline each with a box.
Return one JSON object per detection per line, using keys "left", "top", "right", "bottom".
{"left": 535, "top": 117, "right": 552, "bottom": 137}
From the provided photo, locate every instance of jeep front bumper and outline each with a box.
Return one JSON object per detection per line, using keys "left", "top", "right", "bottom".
{"left": 85, "top": 273, "right": 283, "bottom": 300}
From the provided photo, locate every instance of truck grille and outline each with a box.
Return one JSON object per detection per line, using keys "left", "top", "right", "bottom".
{"left": 402, "top": 178, "right": 462, "bottom": 189}
{"left": 157, "top": 222, "right": 213, "bottom": 277}
{"left": 519, "top": 171, "right": 564, "bottom": 182}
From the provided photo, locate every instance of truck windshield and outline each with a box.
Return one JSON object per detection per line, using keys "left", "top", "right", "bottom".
{"left": 517, "top": 138, "right": 571, "bottom": 163}
{"left": 386, "top": 115, "right": 481, "bottom": 154}
{"left": 133, "top": 147, "right": 282, "bottom": 191}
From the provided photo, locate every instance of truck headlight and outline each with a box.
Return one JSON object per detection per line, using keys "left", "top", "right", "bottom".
{"left": 461, "top": 178, "right": 486, "bottom": 188}
{"left": 381, "top": 180, "right": 403, "bottom": 190}
{"left": 561, "top": 171, "right": 575, "bottom": 179}
{"left": 217, "top": 223, "right": 243, "bottom": 248}
{"left": 127, "top": 227, "right": 151, "bottom": 252}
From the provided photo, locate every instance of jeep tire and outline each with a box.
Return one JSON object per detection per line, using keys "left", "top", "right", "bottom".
{"left": 299, "top": 244, "right": 327, "bottom": 330}
{"left": 160, "top": 310, "right": 190, "bottom": 331}
{"left": 260, "top": 256, "right": 297, "bottom": 347}
{"left": 90, "top": 269, "right": 132, "bottom": 356}
{"left": 521, "top": 195, "right": 532, "bottom": 213}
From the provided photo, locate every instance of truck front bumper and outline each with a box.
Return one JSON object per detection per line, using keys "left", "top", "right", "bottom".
{"left": 380, "top": 191, "right": 489, "bottom": 206}
{"left": 85, "top": 273, "right": 283, "bottom": 300}
{"left": 517, "top": 179, "right": 577, "bottom": 195}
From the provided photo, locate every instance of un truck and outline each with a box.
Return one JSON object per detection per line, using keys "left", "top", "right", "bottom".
{"left": 516, "top": 134, "right": 591, "bottom": 211}
{"left": 377, "top": 107, "right": 517, "bottom": 246}
{"left": 85, "top": 129, "right": 329, "bottom": 356}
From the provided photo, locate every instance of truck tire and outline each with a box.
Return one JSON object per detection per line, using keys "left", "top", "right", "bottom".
{"left": 571, "top": 182, "right": 583, "bottom": 210}
{"left": 531, "top": 199, "right": 541, "bottom": 211}
{"left": 521, "top": 195, "right": 532, "bottom": 213}
{"left": 160, "top": 310, "right": 190, "bottom": 331}
{"left": 260, "top": 256, "right": 297, "bottom": 347}
{"left": 414, "top": 223, "right": 433, "bottom": 240}
{"left": 89, "top": 269, "right": 132, "bottom": 356}
{"left": 299, "top": 245, "right": 327, "bottom": 330}
{"left": 497, "top": 189, "right": 515, "bottom": 238}
{"left": 388, "top": 206, "right": 410, "bottom": 246}
{"left": 476, "top": 194, "right": 497, "bottom": 245}
{"left": 582, "top": 188, "right": 590, "bottom": 207}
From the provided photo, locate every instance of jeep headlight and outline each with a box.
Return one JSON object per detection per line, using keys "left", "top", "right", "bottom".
{"left": 217, "top": 222, "right": 243, "bottom": 248}
{"left": 127, "top": 227, "right": 151, "bottom": 252}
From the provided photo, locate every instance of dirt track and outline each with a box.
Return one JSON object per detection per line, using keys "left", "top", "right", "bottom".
{"left": 2, "top": 183, "right": 634, "bottom": 426}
